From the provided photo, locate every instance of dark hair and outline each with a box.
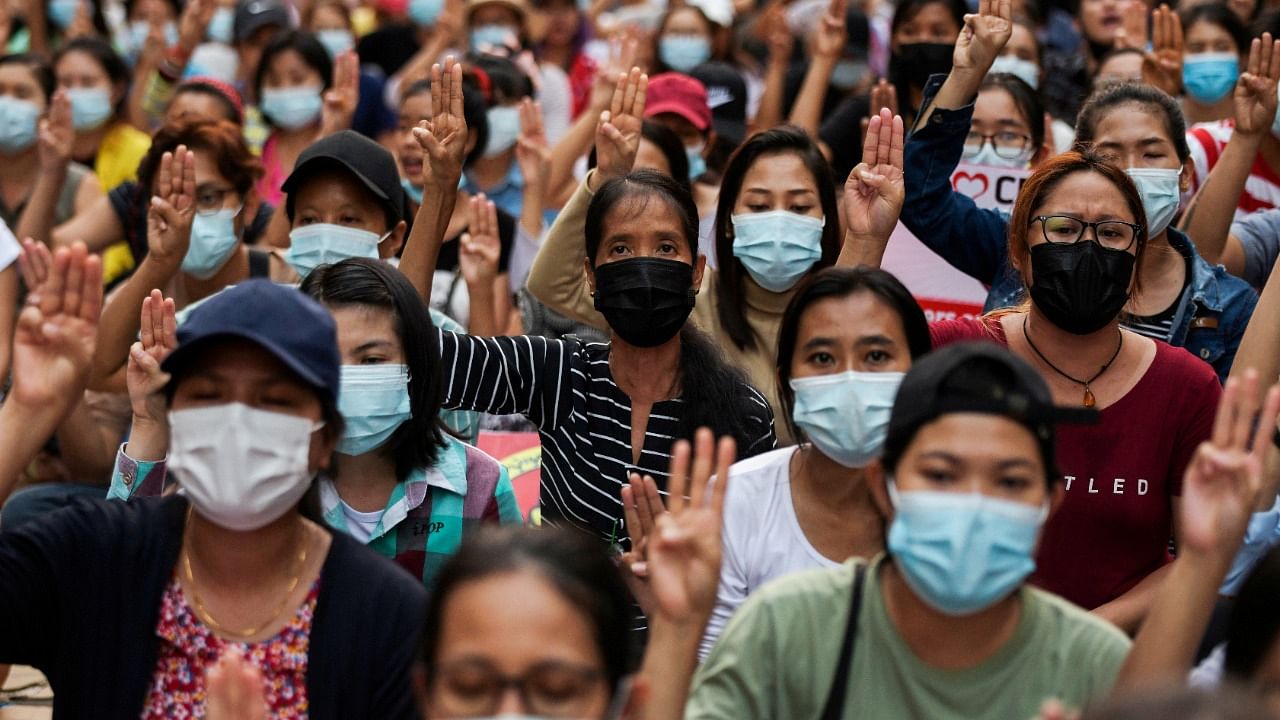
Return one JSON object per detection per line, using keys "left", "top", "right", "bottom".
{"left": 776, "top": 268, "right": 932, "bottom": 443}
{"left": 54, "top": 38, "right": 130, "bottom": 113}
{"left": 402, "top": 73, "right": 492, "bottom": 168}
{"left": 1182, "top": 3, "right": 1250, "bottom": 56}
{"left": 1092, "top": 47, "right": 1149, "bottom": 86}
{"left": 585, "top": 171, "right": 772, "bottom": 451}
{"left": 173, "top": 81, "right": 243, "bottom": 125}
{"left": 1074, "top": 81, "right": 1191, "bottom": 163}
{"left": 471, "top": 54, "right": 534, "bottom": 105}
{"left": 890, "top": 0, "right": 965, "bottom": 37}
{"left": 1252, "top": 8, "right": 1280, "bottom": 37}
{"left": 587, "top": 121, "right": 691, "bottom": 195}
{"left": 1224, "top": 545, "right": 1280, "bottom": 679}
{"left": 714, "top": 126, "right": 841, "bottom": 351}
{"left": 138, "top": 120, "right": 263, "bottom": 198}
{"left": 1008, "top": 149, "right": 1148, "bottom": 295}
{"left": 420, "top": 526, "right": 632, "bottom": 691}
{"left": 1080, "top": 686, "right": 1277, "bottom": 720}
{"left": 253, "top": 30, "right": 334, "bottom": 122}
{"left": 301, "top": 258, "right": 447, "bottom": 479}
{"left": 980, "top": 73, "right": 1046, "bottom": 151}
{"left": 0, "top": 54, "right": 54, "bottom": 103}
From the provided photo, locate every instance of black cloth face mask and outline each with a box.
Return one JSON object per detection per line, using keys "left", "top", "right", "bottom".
{"left": 889, "top": 42, "right": 954, "bottom": 91}
{"left": 592, "top": 257, "right": 697, "bottom": 347}
{"left": 1028, "top": 241, "right": 1135, "bottom": 335}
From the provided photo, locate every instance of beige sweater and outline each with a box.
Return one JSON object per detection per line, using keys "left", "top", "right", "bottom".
{"left": 526, "top": 172, "right": 796, "bottom": 445}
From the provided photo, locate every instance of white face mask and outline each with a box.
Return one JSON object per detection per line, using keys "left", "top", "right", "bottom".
{"left": 169, "top": 402, "right": 321, "bottom": 531}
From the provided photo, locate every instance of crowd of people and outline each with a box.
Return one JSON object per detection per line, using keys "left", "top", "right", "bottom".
{"left": 3, "top": 0, "right": 1280, "bottom": 717}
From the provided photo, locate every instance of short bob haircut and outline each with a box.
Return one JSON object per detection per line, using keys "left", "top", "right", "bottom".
{"left": 419, "top": 526, "right": 632, "bottom": 694}
{"left": 301, "top": 257, "right": 447, "bottom": 479}
{"left": 714, "top": 126, "right": 841, "bottom": 351}
{"left": 253, "top": 30, "right": 334, "bottom": 124}
{"left": 1007, "top": 148, "right": 1149, "bottom": 297}
{"left": 775, "top": 267, "right": 932, "bottom": 444}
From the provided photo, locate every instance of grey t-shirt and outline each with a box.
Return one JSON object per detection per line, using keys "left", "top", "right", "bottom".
{"left": 1230, "top": 208, "right": 1280, "bottom": 286}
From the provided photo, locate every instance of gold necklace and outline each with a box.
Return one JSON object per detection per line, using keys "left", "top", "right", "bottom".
{"left": 181, "top": 509, "right": 310, "bottom": 639}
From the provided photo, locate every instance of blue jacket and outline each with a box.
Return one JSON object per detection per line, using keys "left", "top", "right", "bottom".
{"left": 901, "top": 76, "right": 1257, "bottom": 382}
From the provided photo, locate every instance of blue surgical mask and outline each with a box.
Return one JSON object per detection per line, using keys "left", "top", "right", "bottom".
{"left": 659, "top": 35, "right": 712, "bottom": 73}
{"left": 1125, "top": 166, "right": 1181, "bottom": 236}
{"left": 731, "top": 210, "right": 825, "bottom": 292}
{"left": 401, "top": 177, "right": 425, "bottom": 204}
{"left": 49, "top": 0, "right": 79, "bottom": 28}
{"left": 285, "top": 224, "right": 389, "bottom": 278}
{"left": 410, "top": 0, "right": 445, "bottom": 26}
{"left": 261, "top": 86, "right": 324, "bottom": 130}
{"left": 67, "top": 87, "right": 114, "bottom": 132}
{"left": 1182, "top": 52, "right": 1238, "bottom": 105}
{"left": 790, "top": 370, "right": 903, "bottom": 468}
{"left": 183, "top": 207, "right": 242, "bottom": 279}
{"left": 887, "top": 485, "right": 1047, "bottom": 615}
{"left": 338, "top": 364, "right": 413, "bottom": 456}
{"left": 988, "top": 55, "right": 1040, "bottom": 90}
{"left": 963, "top": 141, "right": 1030, "bottom": 169}
{"left": 128, "top": 20, "right": 179, "bottom": 55}
{"left": 483, "top": 105, "right": 521, "bottom": 156}
{"left": 0, "top": 96, "right": 41, "bottom": 153}
{"left": 317, "top": 29, "right": 355, "bottom": 59}
{"left": 208, "top": 7, "right": 235, "bottom": 44}
{"left": 686, "top": 143, "right": 706, "bottom": 179}
{"left": 831, "top": 59, "right": 868, "bottom": 90}
{"left": 471, "top": 24, "right": 516, "bottom": 50}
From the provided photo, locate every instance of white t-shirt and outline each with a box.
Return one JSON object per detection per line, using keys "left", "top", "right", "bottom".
{"left": 0, "top": 220, "right": 18, "bottom": 272}
{"left": 339, "top": 501, "right": 386, "bottom": 544}
{"left": 700, "top": 446, "right": 842, "bottom": 660}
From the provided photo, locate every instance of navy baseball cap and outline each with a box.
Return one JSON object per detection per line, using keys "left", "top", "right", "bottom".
{"left": 162, "top": 280, "right": 341, "bottom": 405}
{"left": 689, "top": 62, "right": 747, "bottom": 147}
{"left": 282, "top": 130, "right": 407, "bottom": 226}
{"left": 234, "top": 0, "right": 292, "bottom": 43}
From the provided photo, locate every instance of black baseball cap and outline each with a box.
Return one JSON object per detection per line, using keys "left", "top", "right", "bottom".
{"left": 883, "top": 343, "right": 1098, "bottom": 481}
{"left": 282, "top": 130, "right": 407, "bottom": 226}
{"left": 234, "top": 0, "right": 292, "bottom": 43}
{"left": 689, "top": 62, "right": 747, "bottom": 147}
{"left": 163, "top": 280, "right": 341, "bottom": 405}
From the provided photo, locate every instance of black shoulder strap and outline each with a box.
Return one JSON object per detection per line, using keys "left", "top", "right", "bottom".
{"left": 819, "top": 563, "right": 868, "bottom": 720}
{"left": 248, "top": 248, "right": 270, "bottom": 278}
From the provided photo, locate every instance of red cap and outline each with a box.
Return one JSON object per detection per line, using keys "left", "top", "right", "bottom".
{"left": 644, "top": 73, "right": 711, "bottom": 132}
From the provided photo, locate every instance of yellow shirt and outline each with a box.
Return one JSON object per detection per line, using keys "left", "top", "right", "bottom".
{"left": 93, "top": 122, "right": 151, "bottom": 284}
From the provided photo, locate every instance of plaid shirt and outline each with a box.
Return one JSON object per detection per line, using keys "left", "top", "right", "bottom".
{"left": 108, "top": 435, "right": 521, "bottom": 587}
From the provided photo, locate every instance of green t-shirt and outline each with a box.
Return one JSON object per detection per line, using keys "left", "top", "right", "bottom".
{"left": 686, "top": 555, "right": 1131, "bottom": 720}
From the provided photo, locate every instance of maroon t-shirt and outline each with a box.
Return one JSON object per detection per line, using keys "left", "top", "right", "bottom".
{"left": 929, "top": 317, "right": 1221, "bottom": 610}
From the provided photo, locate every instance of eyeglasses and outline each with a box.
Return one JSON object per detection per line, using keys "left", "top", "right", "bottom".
{"left": 194, "top": 186, "right": 241, "bottom": 217}
{"left": 963, "top": 131, "right": 1033, "bottom": 159}
{"left": 1032, "top": 215, "right": 1141, "bottom": 251}
{"left": 429, "top": 659, "right": 608, "bottom": 718}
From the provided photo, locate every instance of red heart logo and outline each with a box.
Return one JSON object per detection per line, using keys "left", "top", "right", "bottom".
{"left": 952, "top": 171, "right": 990, "bottom": 199}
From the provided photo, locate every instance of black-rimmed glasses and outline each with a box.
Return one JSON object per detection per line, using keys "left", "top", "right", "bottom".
{"left": 1032, "top": 215, "right": 1141, "bottom": 251}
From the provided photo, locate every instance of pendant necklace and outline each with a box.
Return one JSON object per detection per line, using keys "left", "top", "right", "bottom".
{"left": 1022, "top": 315, "right": 1122, "bottom": 408}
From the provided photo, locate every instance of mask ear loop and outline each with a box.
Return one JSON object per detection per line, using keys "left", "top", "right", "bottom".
{"left": 603, "top": 675, "right": 634, "bottom": 720}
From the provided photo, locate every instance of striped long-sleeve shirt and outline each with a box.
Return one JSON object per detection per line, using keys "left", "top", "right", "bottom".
{"left": 439, "top": 331, "right": 777, "bottom": 546}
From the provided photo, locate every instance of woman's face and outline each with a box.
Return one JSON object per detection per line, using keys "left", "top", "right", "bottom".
{"left": 1184, "top": 19, "right": 1239, "bottom": 55}
{"left": 170, "top": 339, "right": 333, "bottom": 473}
{"left": 789, "top": 291, "right": 913, "bottom": 382}
{"left": 1078, "top": 0, "right": 1124, "bottom": 45}
{"left": 970, "top": 87, "right": 1037, "bottom": 166}
{"left": 55, "top": 50, "right": 115, "bottom": 99}
{"left": 662, "top": 7, "right": 713, "bottom": 42}
{"left": 332, "top": 305, "right": 406, "bottom": 367}
{"left": 1024, "top": 170, "right": 1140, "bottom": 255}
{"left": 592, "top": 194, "right": 697, "bottom": 267}
{"left": 165, "top": 90, "right": 234, "bottom": 126}
{"left": 424, "top": 569, "right": 613, "bottom": 718}
{"left": 892, "top": 2, "right": 961, "bottom": 49}
{"left": 185, "top": 148, "right": 250, "bottom": 236}
{"left": 634, "top": 137, "right": 673, "bottom": 176}
{"left": 541, "top": 0, "right": 581, "bottom": 47}
{"left": 310, "top": 4, "right": 350, "bottom": 32}
{"left": 1090, "top": 102, "right": 1186, "bottom": 174}
{"left": 130, "top": 0, "right": 177, "bottom": 24}
{"left": 0, "top": 64, "right": 48, "bottom": 112}
{"left": 732, "top": 152, "right": 823, "bottom": 221}
{"left": 1003, "top": 22, "right": 1039, "bottom": 64}
{"left": 398, "top": 91, "right": 432, "bottom": 186}
{"left": 264, "top": 48, "right": 325, "bottom": 91}
{"left": 292, "top": 170, "right": 404, "bottom": 258}
{"left": 890, "top": 413, "right": 1048, "bottom": 507}
{"left": 1093, "top": 51, "right": 1145, "bottom": 85}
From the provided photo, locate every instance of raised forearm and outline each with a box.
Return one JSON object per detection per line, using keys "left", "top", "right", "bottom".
{"left": 88, "top": 259, "right": 173, "bottom": 390}
{"left": 399, "top": 180, "right": 457, "bottom": 303}
{"left": 641, "top": 618, "right": 707, "bottom": 720}
{"left": 837, "top": 229, "right": 890, "bottom": 268}
{"left": 787, "top": 57, "right": 837, "bottom": 136}
{"left": 124, "top": 416, "right": 169, "bottom": 462}
{"left": 16, "top": 165, "right": 67, "bottom": 248}
{"left": 1179, "top": 131, "right": 1262, "bottom": 265}
{"left": 1091, "top": 562, "right": 1173, "bottom": 636}
{"left": 755, "top": 59, "right": 788, "bottom": 130}
{"left": 916, "top": 69, "right": 983, "bottom": 129}
{"left": 1228, "top": 254, "right": 1280, "bottom": 399}
{"left": 0, "top": 400, "right": 71, "bottom": 501}
{"left": 547, "top": 111, "right": 598, "bottom": 203}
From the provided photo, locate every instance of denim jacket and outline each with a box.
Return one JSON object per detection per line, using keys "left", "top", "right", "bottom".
{"left": 902, "top": 75, "right": 1257, "bottom": 382}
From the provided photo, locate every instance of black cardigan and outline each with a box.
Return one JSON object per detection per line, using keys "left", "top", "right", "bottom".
{"left": 0, "top": 494, "right": 427, "bottom": 719}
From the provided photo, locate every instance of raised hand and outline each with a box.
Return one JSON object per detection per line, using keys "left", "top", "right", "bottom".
{"left": 9, "top": 243, "right": 103, "bottom": 411}
{"left": 589, "top": 36, "right": 638, "bottom": 114}
{"left": 515, "top": 97, "right": 551, "bottom": 190}
{"left": 860, "top": 78, "right": 899, "bottom": 137}
{"left": 434, "top": 0, "right": 466, "bottom": 45}
{"left": 953, "top": 0, "right": 1013, "bottom": 76}
{"left": 177, "top": 0, "right": 214, "bottom": 53}
{"left": 761, "top": 2, "right": 795, "bottom": 66}
{"left": 16, "top": 238, "right": 52, "bottom": 296}
{"left": 595, "top": 67, "right": 647, "bottom": 182}
{"left": 1141, "top": 5, "right": 1184, "bottom": 96}
{"left": 205, "top": 649, "right": 269, "bottom": 720}
{"left": 1113, "top": 0, "right": 1149, "bottom": 51}
{"left": 1234, "top": 33, "right": 1280, "bottom": 136}
{"left": 646, "top": 428, "right": 735, "bottom": 625}
{"left": 126, "top": 290, "right": 177, "bottom": 426}
{"left": 620, "top": 472, "right": 666, "bottom": 616}
{"left": 412, "top": 56, "right": 468, "bottom": 190}
{"left": 320, "top": 50, "right": 360, "bottom": 136}
{"left": 146, "top": 145, "right": 197, "bottom": 269}
{"left": 65, "top": 0, "right": 95, "bottom": 40}
{"left": 844, "top": 108, "right": 906, "bottom": 242}
{"left": 809, "top": 0, "right": 847, "bottom": 60}
{"left": 38, "top": 89, "right": 73, "bottom": 173}
{"left": 1180, "top": 370, "right": 1280, "bottom": 559}
{"left": 458, "top": 194, "right": 501, "bottom": 286}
